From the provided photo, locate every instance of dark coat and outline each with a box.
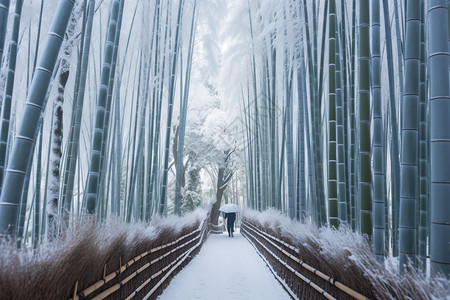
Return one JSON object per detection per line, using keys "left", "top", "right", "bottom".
{"left": 224, "top": 212, "right": 236, "bottom": 228}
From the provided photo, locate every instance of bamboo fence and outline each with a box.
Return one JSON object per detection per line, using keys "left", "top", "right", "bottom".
{"left": 241, "top": 220, "right": 371, "bottom": 300}
{"left": 69, "top": 218, "right": 212, "bottom": 300}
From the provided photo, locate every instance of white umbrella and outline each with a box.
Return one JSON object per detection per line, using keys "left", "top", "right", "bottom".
{"left": 219, "top": 203, "right": 240, "bottom": 213}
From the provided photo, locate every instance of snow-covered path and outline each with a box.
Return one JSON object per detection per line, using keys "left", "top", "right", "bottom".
{"left": 158, "top": 229, "right": 291, "bottom": 300}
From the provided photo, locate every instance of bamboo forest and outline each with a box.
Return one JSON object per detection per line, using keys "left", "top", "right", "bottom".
{"left": 0, "top": 0, "right": 449, "bottom": 299}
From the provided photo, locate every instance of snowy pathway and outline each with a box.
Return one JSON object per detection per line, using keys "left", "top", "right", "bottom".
{"left": 158, "top": 229, "right": 291, "bottom": 300}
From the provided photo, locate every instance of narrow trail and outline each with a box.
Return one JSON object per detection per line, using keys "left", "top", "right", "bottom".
{"left": 158, "top": 228, "right": 291, "bottom": 300}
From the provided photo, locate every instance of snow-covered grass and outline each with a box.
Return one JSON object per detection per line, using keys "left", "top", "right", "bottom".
{"left": 243, "top": 209, "right": 450, "bottom": 300}
{"left": 0, "top": 208, "right": 208, "bottom": 300}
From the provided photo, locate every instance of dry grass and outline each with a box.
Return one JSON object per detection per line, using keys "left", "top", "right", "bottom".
{"left": 243, "top": 209, "right": 450, "bottom": 300}
{"left": 0, "top": 209, "right": 207, "bottom": 300}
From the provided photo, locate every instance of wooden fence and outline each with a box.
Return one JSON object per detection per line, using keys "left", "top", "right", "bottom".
{"left": 69, "top": 218, "right": 212, "bottom": 300}
{"left": 241, "top": 220, "right": 369, "bottom": 300}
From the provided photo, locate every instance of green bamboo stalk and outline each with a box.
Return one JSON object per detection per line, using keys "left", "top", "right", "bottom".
{"left": 84, "top": 0, "right": 120, "bottom": 214}
{"left": 392, "top": 0, "right": 404, "bottom": 257}
{"left": 0, "top": 0, "right": 10, "bottom": 64}
{"left": 23, "top": 193, "right": 35, "bottom": 246}
{"left": 96, "top": 1, "right": 124, "bottom": 219}
{"left": 31, "top": 0, "right": 45, "bottom": 81}
{"left": 144, "top": 0, "right": 162, "bottom": 220}
{"left": 335, "top": 10, "right": 347, "bottom": 225}
{"left": 121, "top": 54, "right": 138, "bottom": 220}
{"left": 17, "top": 151, "right": 33, "bottom": 247}
{"left": 339, "top": 0, "right": 350, "bottom": 224}
{"left": 371, "top": 0, "right": 385, "bottom": 262}
{"left": 284, "top": 15, "right": 296, "bottom": 219}
{"left": 428, "top": 0, "right": 450, "bottom": 277}
{"left": 302, "top": 0, "right": 316, "bottom": 220}
{"left": 418, "top": 0, "right": 428, "bottom": 271}
{"left": 269, "top": 33, "right": 278, "bottom": 210}
{"left": 279, "top": 107, "right": 286, "bottom": 214}
{"left": 382, "top": 0, "right": 401, "bottom": 257}
{"left": 298, "top": 2, "right": 315, "bottom": 221}
{"left": 159, "top": 0, "right": 185, "bottom": 215}
{"left": 261, "top": 60, "right": 270, "bottom": 211}
{"left": 393, "top": 0, "right": 404, "bottom": 103}
{"left": 125, "top": 52, "right": 144, "bottom": 222}
{"left": 98, "top": 0, "right": 124, "bottom": 212}
{"left": 0, "top": 0, "right": 24, "bottom": 195}
{"left": 175, "top": 0, "right": 197, "bottom": 215}
{"left": 0, "top": 0, "right": 74, "bottom": 237}
{"left": 328, "top": 0, "right": 338, "bottom": 228}
{"left": 298, "top": 57, "right": 309, "bottom": 222}
{"left": 316, "top": 0, "right": 329, "bottom": 226}
{"left": 287, "top": 94, "right": 297, "bottom": 218}
{"left": 112, "top": 87, "right": 121, "bottom": 216}
{"left": 247, "top": 2, "right": 262, "bottom": 211}
{"left": 358, "top": 0, "right": 372, "bottom": 239}
{"left": 127, "top": 102, "right": 147, "bottom": 221}
{"left": 63, "top": 0, "right": 95, "bottom": 218}
{"left": 147, "top": 72, "right": 162, "bottom": 218}
{"left": 149, "top": 2, "right": 170, "bottom": 216}
{"left": 242, "top": 85, "right": 255, "bottom": 209}
{"left": 350, "top": 0, "right": 357, "bottom": 230}
{"left": 301, "top": 0, "right": 317, "bottom": 221}
{"left": 399, "top": 0, "right": 421, "bottom": 273}
{"left": 33, "top": 125, "right": 43, "bottom": 247}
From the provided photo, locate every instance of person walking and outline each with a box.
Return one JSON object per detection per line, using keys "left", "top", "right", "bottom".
{"left": 224, "top": 212, "right": 236, "bottom": 237}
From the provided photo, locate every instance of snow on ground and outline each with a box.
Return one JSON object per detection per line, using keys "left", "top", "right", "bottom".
{"left": 158, "top": 228, "right": 290, "bottom": 300}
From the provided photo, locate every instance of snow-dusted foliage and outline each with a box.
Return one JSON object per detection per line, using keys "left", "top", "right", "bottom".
{"left": 46, "top": 0, "right": 84, "bottom": 238}
{"left": 243, "top": 209, "right": 450, "bottom": 299}
{"left": 0, "top": 208, "right": 208, "bottom": 299}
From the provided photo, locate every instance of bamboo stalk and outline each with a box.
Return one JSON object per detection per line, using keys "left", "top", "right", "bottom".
{"left": 159, "top": 0, "right": 185, "bottom": 214}
{"left": 0, "top": 0, "right": 75, "bottom": 236}
{"left": 358, "top": 0, "right": 373, "bottom": 239}
{"left": 84, "top": 0, "right": 120, "bottom": 214}
{"left": 0, "top": 0, "right": 24, "bottom": 195}
{"left": 428, "top": 0, "right": 450, "bottom": 277}
{"left": 371, "top": 0, "right": 385, "bottom": 263}
{"left": 399, "top": 0, "right": 421, "bottom": 273}
{"left": 328, "top": 0, "right": 338, "bottom": 228}
{"left": 0, "top": 0, "right": 10, "bottom": 65}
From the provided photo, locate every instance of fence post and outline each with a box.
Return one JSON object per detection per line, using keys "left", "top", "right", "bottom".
{"left": 72, "top": 280, "right": 78, "bottom": 300}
